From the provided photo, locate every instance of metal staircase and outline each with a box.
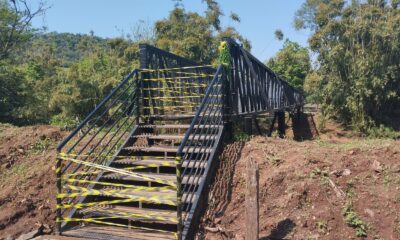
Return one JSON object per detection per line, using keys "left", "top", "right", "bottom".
{"left": 55, "top": 39, "right": 303, "bottom": 240}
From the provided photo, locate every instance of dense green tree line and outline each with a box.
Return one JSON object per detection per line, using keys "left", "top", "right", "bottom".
{"left": 296, "top": 0, "right": 400, "bottom": 131}
{"left": 0, "top": 0, "right": 249, "bottom": 127}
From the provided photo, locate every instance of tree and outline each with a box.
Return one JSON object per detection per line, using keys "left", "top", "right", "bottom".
{"left": 155, "top": 3, "right": 250, "bottom": 64}
{"left": 0, "top": 0, "right": 47, "bottom": 60}
{"left": 295, "top": 0, "right": 400, "bottom": 131}
{"left": 267, "top": 40, "right": 311, "bottom": 90}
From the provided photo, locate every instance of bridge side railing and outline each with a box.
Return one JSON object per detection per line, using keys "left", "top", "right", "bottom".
{"left": 226, "top": 38, "right": 304, "bottom": 115}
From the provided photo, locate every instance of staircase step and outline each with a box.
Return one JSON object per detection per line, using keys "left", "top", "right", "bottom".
{"left": 63, "top": 225, "right": 176, "bottom": 240}
{"left": 124, "top": 146, "right": 212, "bottom": 153}
{"left": 138, "top": 124, "right": 221, "bottom": 129}
{"left": 101, "top": 172, "right": 199, "bottom": 185}
{"left": 132, "top": 134, "right": 217, "bottom": 141}
{"left": 80, "top": 206, "right": 178, "bottom": 224}
{"left": 113, "top": 158, "right": 207, "bottom": 169}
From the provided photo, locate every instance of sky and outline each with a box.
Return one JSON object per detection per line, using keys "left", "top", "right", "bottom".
{"left": 29, "top": 0, "right": 311, "bottom": 62}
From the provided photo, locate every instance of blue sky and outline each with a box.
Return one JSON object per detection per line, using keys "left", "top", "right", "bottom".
{"left": 30, "top": 0, "right": 311, "bottom": 62}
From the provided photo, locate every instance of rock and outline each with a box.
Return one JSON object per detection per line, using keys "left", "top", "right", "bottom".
{"left": 331, "top": 169, "right": 351, "bottom": 177}
{"left": 371, "top": 160, "right": 383, "bottom": 173}
{"left": 365, "top": 208, "right": 375, "bottom": 218}
{"left": 16, "top": 229, "right": 41, "bottom": 240}
{"left": 342, "top": 169, "right": 351, "bottom": 176}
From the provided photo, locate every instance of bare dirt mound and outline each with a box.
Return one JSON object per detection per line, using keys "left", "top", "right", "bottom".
{"left": 200, "top": 135, "right": 400, "bottom": 240}
{"left": 0, "top": 124, "right": 66, "bottom": 239}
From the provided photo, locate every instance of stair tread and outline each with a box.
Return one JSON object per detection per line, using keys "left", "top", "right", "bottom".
{"left": 113, "top": 158, "right": 207, "bottom": 168}
{"left": 63, "top": 225, "right": 176, "bottom": 240}
{"left": 96, "top": 187, "right": 178, "bottom": 199}
{"left": 138, "top": 124, "right": 222, "bottom": 129}
{"left": 124, "top": 145, "right": 212, "bottom": 153}
{"left": 132, "top": 134, "right": 217, "bottom": 141}
{"left": 102, "top": 172, "right": 200, "bottom": 185}
{"left": 80, "top": 206, "right": 178, "bottom": 224}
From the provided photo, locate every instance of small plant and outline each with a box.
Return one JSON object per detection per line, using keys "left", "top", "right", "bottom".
{"left": 345, "top": 180, "right": 356, "bottom": 198}
{"left": 311, "top": 167, "right": 330, "bottom": 186}
{"left": 343, "top": 201, "right": 368, "bottom": 237}
{"left": 50, "top": 114, "right": 79, "bottom": 131}
{"left": 31, "top": 138, "right": 51, "bottom": 153}
{"left": 317, "top": 114, "right": 327, "bottom": 132}
{"left": 316, "top": 220, "right": 328, "bottom": 234}
{"left": 234, "top": 131, "right": 250, "bottom": 142}
{"left": 367, "top": 124, "right": 400, "bottom": 140}
{"left": 268, "top": 155, "right": 282, "bottom": 166}
{"left": 383, "top": 171, "right": 391, "bottom": 188}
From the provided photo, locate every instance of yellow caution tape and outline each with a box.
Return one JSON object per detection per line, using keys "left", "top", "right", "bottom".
{"left": 56, "top": 217, "right": 177, "bottom": 237}
{"left": 62, "top": 178, "right": 175, "bottom": 192}
{"left": 58, "top": 154, "right": 177, "bottom": 188}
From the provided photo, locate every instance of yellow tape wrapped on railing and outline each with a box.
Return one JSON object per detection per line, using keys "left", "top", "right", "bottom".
{"left": 58, "top": 153, "right": 177, "bottom": 188}
{"left": 139, "top": 65, "right": 213, "bottom": 73}
{"left": 62, "top": 178, "right": 175, "bottom": 192}
{"left": 56, "top": 217, "right": 178, "bottom": 238}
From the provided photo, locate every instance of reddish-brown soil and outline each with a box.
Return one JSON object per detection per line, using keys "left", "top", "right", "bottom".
{"left": 0, "top": 124, "right": 66, "bottom": 239}
{"left": 1, "top": 115, "right": 399, "bottom": 240}
{"left": 200, "top": 115, "right": 400, "bottom": 240}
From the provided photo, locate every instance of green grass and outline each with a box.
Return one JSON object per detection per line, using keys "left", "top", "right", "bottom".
{"left": 0, "top": 161, "right": 32, "bottom": 188}
{"left": 315, "top": 138, "right": 395, "bottom": 151}
{"left": 31, "top": 138, "right": 51, "bottom": 153}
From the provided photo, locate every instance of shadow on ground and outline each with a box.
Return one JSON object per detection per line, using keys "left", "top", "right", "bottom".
{"left": 291, "top": 112, "right": 319, "bottom": 141}
{"left": 260, "top": 218, "right": 296, "bottom": 240}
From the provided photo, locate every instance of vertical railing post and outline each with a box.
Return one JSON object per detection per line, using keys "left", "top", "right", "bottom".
{"left": 139, "top": 44, "right": 150, "bottom": 117}
{"left": 55, "top": 152, "right": 62, "bottom": 235}
{"left": 222, "top": 68, "right": 233, "bottom": 140}
{"left": 135, "top": 73, "right": 140, "bottom": 125}
{"left": 176, "top": 155, "right": 183, "bottom": 240}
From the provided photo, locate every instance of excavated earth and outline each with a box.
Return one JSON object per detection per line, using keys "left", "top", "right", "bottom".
{"left": 0, "top": 124, "right": 66, "bottom": 239}
{"left": 1, "top": 115, "right": 400, "bottom": 240}
{"left": 200, "top": 116, "right": 400, "bottom": 240}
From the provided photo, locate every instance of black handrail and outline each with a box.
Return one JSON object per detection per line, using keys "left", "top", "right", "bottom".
{"left": 176, "top": 65, "right": 225, "bottom": 239}
{"left": 57, "top": 69, "right": 138, "bottom": 151}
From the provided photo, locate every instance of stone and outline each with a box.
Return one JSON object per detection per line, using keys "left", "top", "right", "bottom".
{"left": 364, "top": 208, "right": 375, "bottom": 218}
{"left": 371, "top": 160, "right": 383, "bottom": 173}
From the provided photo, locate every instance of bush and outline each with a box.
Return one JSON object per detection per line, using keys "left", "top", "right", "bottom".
{"left": 50, "top": 114, "right": 79, "bottom": 131}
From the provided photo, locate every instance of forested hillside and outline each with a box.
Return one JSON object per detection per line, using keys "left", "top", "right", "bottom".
{"left": 0, "top": 0, "right": 399, "bottom": 136}
{"left": 0, "top": 0, "right": 248, "bottom": 128}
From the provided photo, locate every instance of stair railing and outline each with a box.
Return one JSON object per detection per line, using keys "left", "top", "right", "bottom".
{"left": 176, "top": 65, "right": 226, "bottom": 239}
{"left": 55, "top": 69, "right": 141, "bottom": 233}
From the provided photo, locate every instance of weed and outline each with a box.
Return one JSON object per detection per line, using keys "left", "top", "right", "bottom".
{"left": 345, "top": 180, "right": 356, "bottom": 198}
{"left": 384, "top": 172, "right": 391, "bottom": 188}
{"left": 31, "top": 138, "right": 51, "bottom": 153}
{"left": 317, "top": 114, "right": 327, "bottom": 132}
{"left": 0, "top": 161, "right": 31, "bottom": 188}
{"left": 316, "top": 220, "right": 328, "bottom": 234}
{"left": 233, "top": 130, "right": 250, "bottom": 142}
{"left": 268, "top": 155, "right": 282, "bottom": 166}
{"left": 311, "top": 167, "right": 330, "bottom": 186}
{"left": 343, "top": 201, "right": 368, "bottom": 237}
{"left": 367, "top": 124, "right": 400, "bottom": 140}
{"left": 50, "top": 114, "right": 79, "bottom": 131}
